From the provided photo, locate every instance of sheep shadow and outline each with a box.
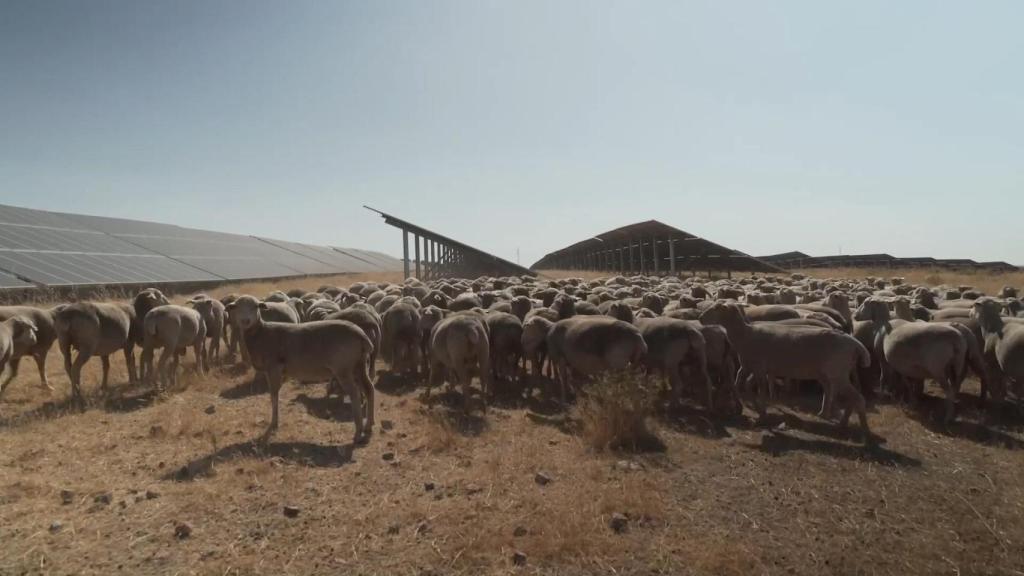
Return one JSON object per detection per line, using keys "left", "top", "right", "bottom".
{"left": 426, "top": 404, "right": 490, "bottom": 438}
{"left": 745, "top": 431, "right": 921, "bottom": 467}
{"left": 660, "top": 403, "right": 751, "bottom": 440}
{"left": 374, "top": 371, "right": 421, "bottom": 397}
{"left": 0, "top": 380, "right": 163, "bottom": 427}
{"left": 164, "top": 439, "right": 354, "bottom": 481}
{"left": 220, "top": 374, "right": 269, "bottom": 399}
{"left": 291, "top": 392, "right": 354, "bottom": 423}
{"left": 103, "top": 387, "right": 163, "bottom": 413}
{"left": 905, "top": 397, "right": 1024, "bottom": 450}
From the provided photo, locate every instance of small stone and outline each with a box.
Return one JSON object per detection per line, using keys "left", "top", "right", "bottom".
{"left": 512, "top": 551, "right": 528, "bottom": 566}
{"left": 424, "top": 482, "right": 435, "bottom": 492}
{"left": 381, "top": 420, "right": 394, "bottom": 431}
{"left": 387, "top": 523, "right": 400, "bottom": 535}
{"left": 94, "top": 492, "right": 112, "bottom": 505}
{"left": 145, "top": 490, "right": 160, "bottom": 500}
{"left": 382, "top": 452, "right": 396, "bottom": 461}
{"left": 60, "top": 490, "right": 74, "bottom": 505}
{"left": 609, "top": 512, "right": 629, "bottom": 533}
{"left": 513, "top": 526, "right": 528, "bottom": 537}
{"left": 283, "top": 505, "right": 300, "bottom": 518}
{"left": 547, "top": 439, "right": 558, "bottom": 446}
{"left": 534, "top": 472, "right": 552, "bottom": 486}
{"left": 204, "top": 405, "right": 216, "bottom": 415}
{"left": 149, "top": 425, "right": 165, "bottom": 438}
{"left": 49, "top": 521, "right": 63, "bottom": 533}
{"left": 174, "top": 522, "right": 192, "bottom": 539}
{"left": 415, "top": 521, "right": 430, "bottom": 536}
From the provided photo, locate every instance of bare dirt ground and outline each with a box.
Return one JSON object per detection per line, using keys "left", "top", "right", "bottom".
{"left": 2, "top": 270, "right": 1023, "bottom": 575}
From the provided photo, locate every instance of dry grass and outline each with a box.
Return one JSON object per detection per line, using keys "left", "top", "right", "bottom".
{"left": 2, "top": 272, "right": 1024, "bottom": 575}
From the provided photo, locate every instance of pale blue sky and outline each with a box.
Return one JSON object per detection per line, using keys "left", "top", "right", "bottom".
{"left": 1, "top": 1, "right": 1021, "bottom": 265}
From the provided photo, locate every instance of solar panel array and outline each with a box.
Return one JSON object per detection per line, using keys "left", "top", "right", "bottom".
{"left": 0, "top": 204, "right": 402, "bottom": 288}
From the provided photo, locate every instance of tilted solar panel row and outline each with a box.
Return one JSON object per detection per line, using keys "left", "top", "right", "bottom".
{"left": 0, "top": 203, "right": 401, "bottom": 288}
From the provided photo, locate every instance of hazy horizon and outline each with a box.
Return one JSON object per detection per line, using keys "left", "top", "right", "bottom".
{"left": 2, "top": 1, "right": 1021, "bottom": 266}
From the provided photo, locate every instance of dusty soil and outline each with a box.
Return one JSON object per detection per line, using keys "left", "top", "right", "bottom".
{"left": 1, "top": 271, "right": 1023, "bottom": 575}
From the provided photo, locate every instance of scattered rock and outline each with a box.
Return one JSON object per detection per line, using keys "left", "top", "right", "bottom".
{"left": 145, "top": 490, "right": 160, "bottom": 500}
{"left": 283, "top": 505, "right": 300, "bottom": 518}
{"left": 204, "top": 405, "right": 216, "bottom": 415}
{"left": 614, "top": 460, "right": 643, "bottom": 472}
{"left": 149, "top": 425, "right": 166, "bottom": 438}
{"left": 609, "top": 512, "right": 629, "bottom": 533}
{"left": 174, "top": 522, "right": 192, "bottom": 539}
{"left": 94, "top": 492, "right": 112, "bottom": 505}
{"left": 381, "top": 452, "right": 396, "bottom": 462}
{"left": 387, "top": 523, "right": 400, "bottom": 535}
{"left": 424, "top": 482, "right": 435, "bottom": 492}
{"left": 60, "top": 490, "right": 74, "bottom": 505}
{"left": 513, "top": 526, "right": 528, "bottom": 537}
{"left": 512, "top": 551, "right": 528, "bottom": 566}
{"left": 381, "top": 420, "right": 394, "bottom": 431}
{"left": 547, "top": 439, "right": 559, "bottom": 446}
{"left": 534, "top": 472, "right": 552, "bottom": 486}
{"left": 49, "top": 521, "right": 63, "bottom": 534}
{"left": 415, "top": 521, "right": 431, "bottom": 536}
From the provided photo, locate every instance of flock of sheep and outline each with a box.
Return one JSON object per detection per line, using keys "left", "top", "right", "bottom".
{"left": 1, "top": 273, "right": 1023, "bottom": 447}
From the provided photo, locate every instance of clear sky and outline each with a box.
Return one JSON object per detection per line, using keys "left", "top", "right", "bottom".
{"left": 1, "top": 1, "right": 1021, "bottom": 266}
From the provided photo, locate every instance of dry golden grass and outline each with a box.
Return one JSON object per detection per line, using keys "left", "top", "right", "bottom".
{"left": 1, "top": 272, "right": 1024, "bottom": 575}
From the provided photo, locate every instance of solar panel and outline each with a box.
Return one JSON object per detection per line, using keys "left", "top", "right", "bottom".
{"left": 337, "top": 247, "right": 404, "bottom": 271}
{"left": 0, "top": 203, "right": 402, "bottom": 288}
{"left": 0, "top": 268, "right": 33, "bottom": 288}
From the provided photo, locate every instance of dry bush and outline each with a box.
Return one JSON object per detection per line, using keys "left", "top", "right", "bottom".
{"left": 421, "top": 408, "right": 463, "bottom": 453}
{"left": 578, "top": 371, "right": 663, "bottom": 452}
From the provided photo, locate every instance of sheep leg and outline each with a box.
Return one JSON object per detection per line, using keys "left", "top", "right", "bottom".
{"left": 264, "top": 367, "right": 284, "bottom": 437}
{"left": 819, "top": 377, "right": 835, "bottom": 419}
{"left": 358, "top": 360, "right": 375, "bottom": 433}
{"left": 99, "top": 355, "right": 111, "bottom": 392}
{"left": 33, "top": 353, "right": 53, "bottom": 391}
{"left": 125, "top": 344, "right": 138, "bottom": 385}
{"left": 0, "top": 357, "right": 19, "bottom": 396}
{"left": 194, "top": 342, "right": 205, "bottom": 375}
{"left": 140, "top": 346, "right": 152, "bottom": 386}
{"left": 156, "top": 347, "right": 172, "bottom": 391}
{"left": 942, "top": 374, "right": 957, "bottom": 427}
{"left": 70, "top": 349, "right": 92, "bottom": 404}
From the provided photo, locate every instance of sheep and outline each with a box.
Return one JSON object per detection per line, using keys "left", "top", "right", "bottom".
{"left": 521, "top": 315, "right": 554, "bottom": 380}
{"left": 226, "top": 295, "right": 374, "bottom": 442}
{"left": 636, "top": 317, "right": 712, "bottom": 408}
{"left": 140, "top": 305, "right": 207, "bottom": 390}
{"left": 54, "top": 302, "right": 136, "bottom": 402}
{"left": 187, "top": 296, "right": 225, "bottom": 367}
{"left": 699, "top": 302, "right": 873, "bottom": 442}
{"left": 381, "top": 302, "right": 421, "bottom": 378}
{"left": 545, "top": 317, "right": 648, "bottom": 407}
{"left": 131, "top": 288, "right": 170, "bottom": 380}
{"left": 0, "top": 316, "right": 39, "bottom": 399}
{"left": 326, "top": 307, "right": 382, "bottom": 375}
{"left": 605, "top": 301, "right": 635, "bottom": 324}
{"left": 427, "top": 312, "right": 492, "bottom": 414}
{"left": 485, "top": 312, "right": 524, "bottom": 383}
{"left": 305, "top": 299, "right": 342, "bottom": 321}
{"left": 0, "top": 306, "right": 57, "bottom": 394}
{"left": 854, "top": 298, "right": 966, "bottom": 424}
{"left": 971, "top": 298, "right": 1024, "bottom": 405}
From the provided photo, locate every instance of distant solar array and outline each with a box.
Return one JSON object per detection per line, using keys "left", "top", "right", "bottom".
{"left": 0, "top": 204, "right": 401, "bottom": 288}
{"left": 757, "top": 251, "right": 1019, "bottom": 271}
